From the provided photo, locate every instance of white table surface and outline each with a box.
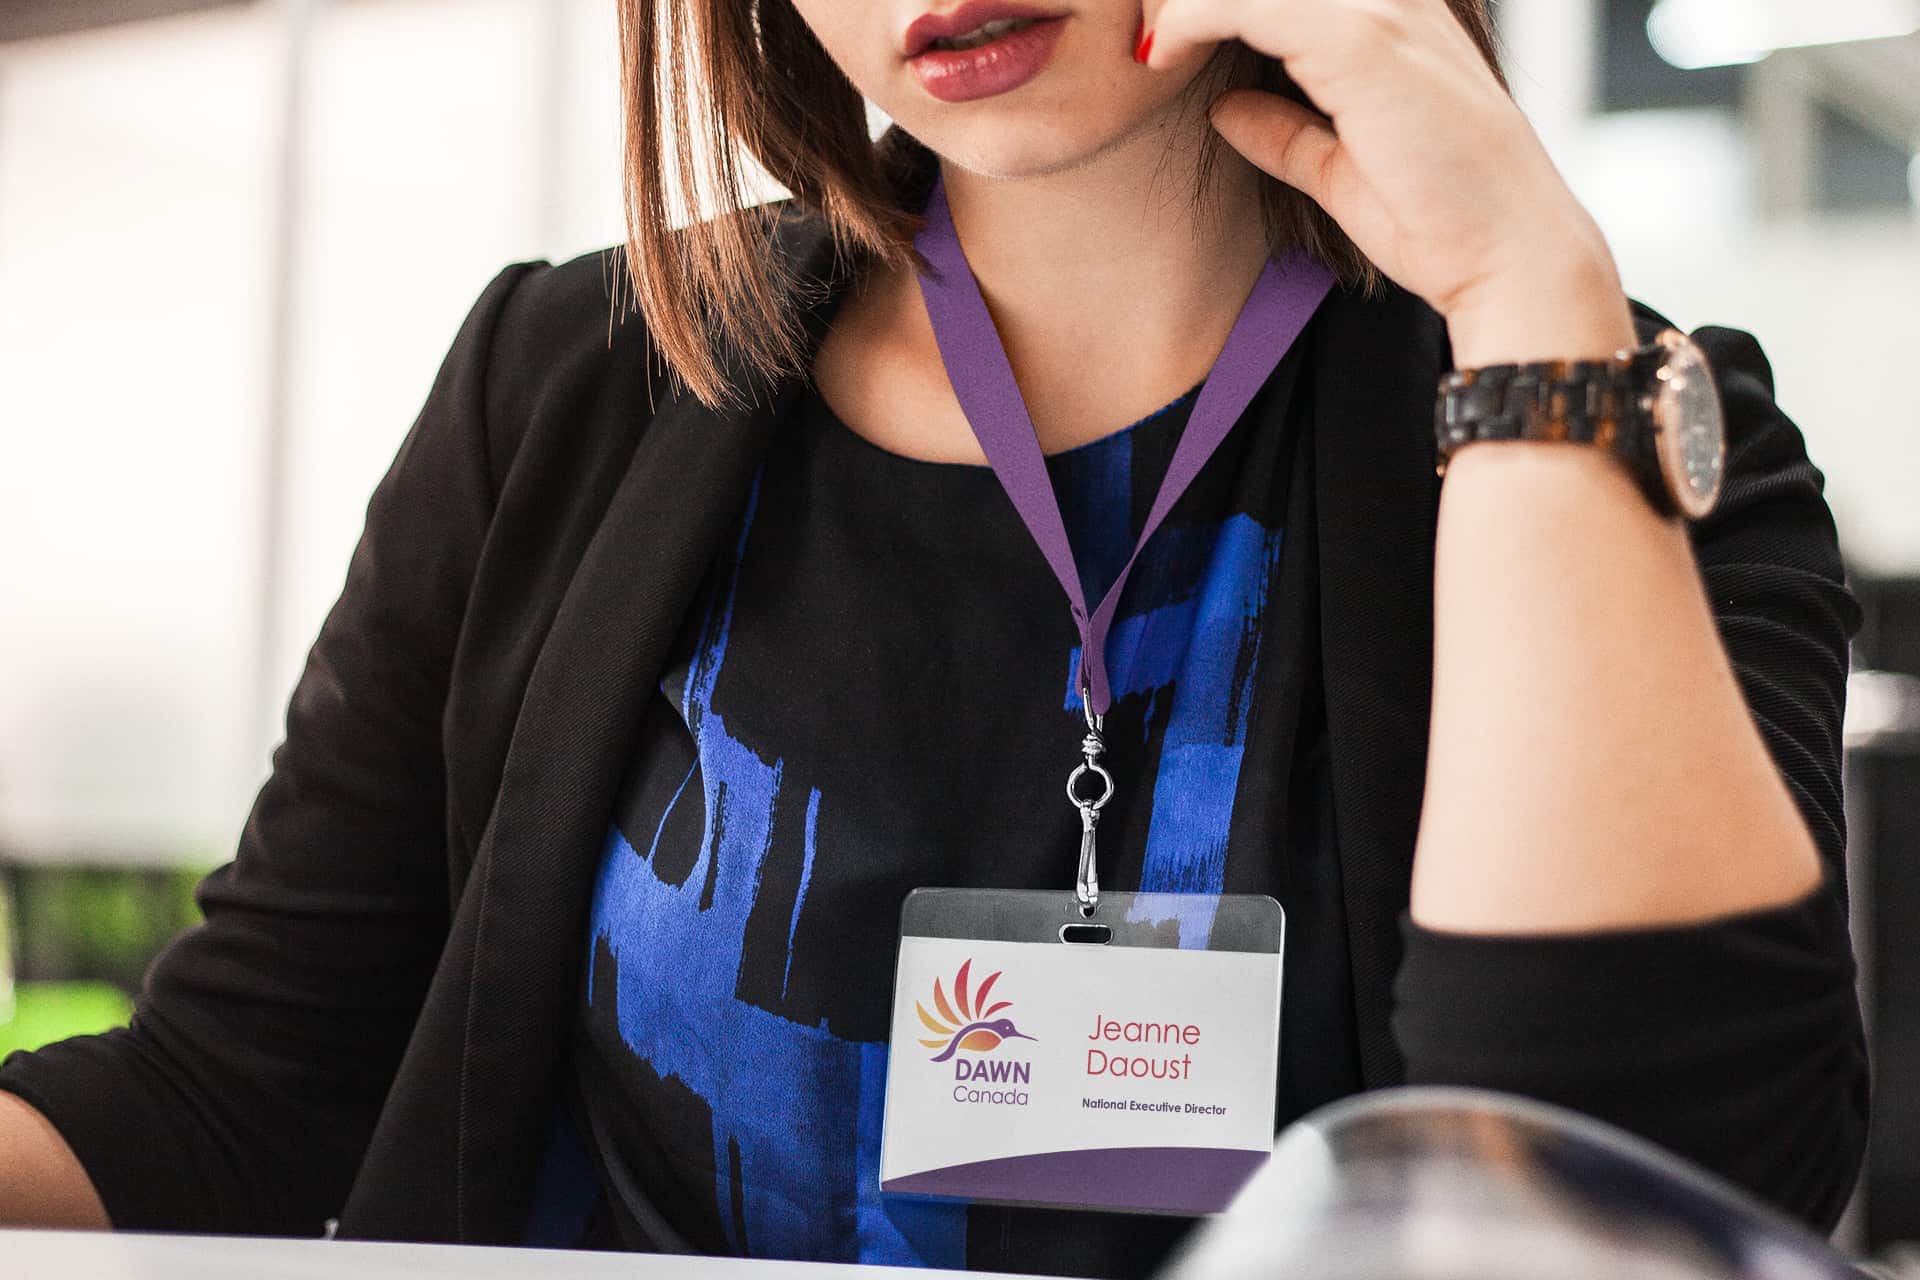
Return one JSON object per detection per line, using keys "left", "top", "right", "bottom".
{"left": 0, "top": 1230, "right": 1033, "bottom": 1278}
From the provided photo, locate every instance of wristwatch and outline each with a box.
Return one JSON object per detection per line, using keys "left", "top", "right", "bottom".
{"left": 1433, "top": 329, "right": 1727, "bottom": 521}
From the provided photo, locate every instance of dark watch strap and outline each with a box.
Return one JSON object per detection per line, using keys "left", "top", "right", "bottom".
{"left": 1434, "top": 355, "right": 1668, "bottom": 511}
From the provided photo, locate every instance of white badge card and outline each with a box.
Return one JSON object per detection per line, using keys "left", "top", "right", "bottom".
{"left": 879, "top": 888, "right": 1285, "bottom": 1216}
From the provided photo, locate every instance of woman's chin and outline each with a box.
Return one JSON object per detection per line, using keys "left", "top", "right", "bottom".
{"left": 884, "top": 66, "right": 1219, "bottom": 185}
{"left": 900, "top": 115, "right": 1147, "bottom": 183}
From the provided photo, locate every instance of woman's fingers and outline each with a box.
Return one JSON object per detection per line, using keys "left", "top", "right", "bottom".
{"left": 1140, "top": 0, "right": 1333, "bottom": 71}
{"left": 1142, "top": 0, "right": 1471, "bottom": 96}
{"left": 1139, "top": 0, "right": 1251, "bottom": 69}
{"left": 1206, "top": 89, "right": 1341, "bottom": 210}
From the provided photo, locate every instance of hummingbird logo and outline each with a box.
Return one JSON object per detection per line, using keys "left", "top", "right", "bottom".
{"left": 916, "top": 958, "right": 1035, "bottom": 1062}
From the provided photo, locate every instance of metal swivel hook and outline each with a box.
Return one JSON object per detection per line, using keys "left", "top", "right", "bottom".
{"left": 1067, "top": 708, "right": 1114, "bottom": 916}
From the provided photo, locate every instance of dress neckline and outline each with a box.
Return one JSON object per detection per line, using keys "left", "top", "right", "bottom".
{"left": 804, "top": 379, "right": 1205, "bottom": 475}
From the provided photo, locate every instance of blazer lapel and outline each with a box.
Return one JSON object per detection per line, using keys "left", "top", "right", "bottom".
{"left": 1309, "top": 283, "right": 1450, "bottom": 1088}
{"left": 343, "top": 209, "right": 855, "bottom": 1244}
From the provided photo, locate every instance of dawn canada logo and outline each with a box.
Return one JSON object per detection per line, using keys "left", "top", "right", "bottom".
{"left": 917, "top": 959, "right": 1035, "bottom": 1105}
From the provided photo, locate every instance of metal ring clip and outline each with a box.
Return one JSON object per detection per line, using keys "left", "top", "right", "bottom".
{"left": 1066, "top": 761, "right": 1115, "bottom": 812}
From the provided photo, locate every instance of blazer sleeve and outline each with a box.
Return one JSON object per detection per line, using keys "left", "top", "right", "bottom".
{"left": 0, "top": 260, "right": 550, "bottom": 1236}
{"left": 1391, "top": 308, "right": 1870, "bottom": 1232}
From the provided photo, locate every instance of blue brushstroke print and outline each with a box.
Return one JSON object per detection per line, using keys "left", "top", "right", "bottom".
{"left": 587, "top": 476, "right": 965, "bottom": 1265}
{"left": 586, "top": 413, "right": 1285, "bottom": 1263}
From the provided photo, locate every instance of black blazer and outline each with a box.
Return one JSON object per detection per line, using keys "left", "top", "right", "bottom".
{"left": 0, "top": 197, "right": 1866, "bottom": 1246}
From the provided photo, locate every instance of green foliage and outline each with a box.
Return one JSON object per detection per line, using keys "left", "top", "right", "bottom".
{"left": 0, "top": 981, "right": 134, "bottom": 1056}
{"left": 0, "top": 863, "right": 213, "bottom": 1052}
{"left": 10, "top": 865, "right": 206, "bottom": 992}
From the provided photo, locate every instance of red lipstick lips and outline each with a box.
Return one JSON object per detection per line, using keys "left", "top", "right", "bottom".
{"left": 903, "top": 2, "right": 1069, "bottom": 103}
{"left": 902, "top": 2, "right": 1066, "bottom": 58}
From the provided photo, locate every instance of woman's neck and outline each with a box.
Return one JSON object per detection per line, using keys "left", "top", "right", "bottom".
{"left": 812, "top": 124, "right": 1272, "bottom": 463}
{"left": 939, "top": 136, "right": 1271, "bottom": 417}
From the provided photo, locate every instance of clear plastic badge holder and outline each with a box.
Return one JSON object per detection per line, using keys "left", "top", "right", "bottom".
{"left": 878, "top": 887, "right": 1284, "bottom": 1216}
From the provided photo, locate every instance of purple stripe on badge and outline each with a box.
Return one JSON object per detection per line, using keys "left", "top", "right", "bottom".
{"left": 882, "top": 1147, "right": 1268, "bottom": 1215}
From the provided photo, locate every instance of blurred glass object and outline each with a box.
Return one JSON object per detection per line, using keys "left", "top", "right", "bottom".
{"left": 1164, "top": 1089, "right": 1862, "bottom": 1280}
{"left": 1648, "top": 0, "right": 1920, "bottom": 70}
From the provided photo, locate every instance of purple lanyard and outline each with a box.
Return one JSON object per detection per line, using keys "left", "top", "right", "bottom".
{"left": 913, "top": 174, "right": 1333, "bottom": 912}
{"left": 912, "top": 174, "right": 1333, "bottom": 717}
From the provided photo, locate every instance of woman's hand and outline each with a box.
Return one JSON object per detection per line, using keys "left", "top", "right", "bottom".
{"left": 1139, "top": 0, "right": 1637, "bottom": 365}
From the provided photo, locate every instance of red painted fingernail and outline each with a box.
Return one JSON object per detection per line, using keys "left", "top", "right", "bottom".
{"left": 1133, "top": 25, "right": 1154, "bottom": 64}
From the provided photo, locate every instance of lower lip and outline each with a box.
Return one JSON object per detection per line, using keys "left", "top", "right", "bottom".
{"left": 909, "top": 17, "right": 1067, "bottom": 103}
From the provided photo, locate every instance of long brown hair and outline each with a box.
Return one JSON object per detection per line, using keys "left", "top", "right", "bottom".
{"left": 615, "top": 2, "right": 1503, "bottom": 410}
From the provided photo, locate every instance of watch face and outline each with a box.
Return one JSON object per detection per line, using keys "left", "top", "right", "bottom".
{"left": 1651, "top": 330, "right": 1726, "bottom": 520}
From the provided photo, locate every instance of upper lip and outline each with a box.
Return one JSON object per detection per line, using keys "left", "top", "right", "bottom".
{"left": 902, "top": 2, "right": 1066, "bottom": 57}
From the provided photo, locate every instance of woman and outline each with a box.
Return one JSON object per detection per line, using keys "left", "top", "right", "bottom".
{"left": 0, "top": 0, "right": 1866, "bottom": 1274}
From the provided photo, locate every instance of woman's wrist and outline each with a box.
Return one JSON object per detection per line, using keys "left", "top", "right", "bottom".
{"left": 1442, "top": 233, "right": 1637, "bottom": 370}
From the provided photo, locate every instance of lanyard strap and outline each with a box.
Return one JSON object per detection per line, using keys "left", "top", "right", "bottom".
{"left": 912, "top": 173, "right": 1334, "bottom": 715}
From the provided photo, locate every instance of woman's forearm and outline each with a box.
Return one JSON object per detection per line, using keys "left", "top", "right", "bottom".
{"left": 1151, "top": 0, "right": 1835, "bottom": 937}
{"left": 0, "top": 1090, "right": 110, "bottom": 1229}
{"left": 1410, "top": 428, "right": 1824, "bottom": 935}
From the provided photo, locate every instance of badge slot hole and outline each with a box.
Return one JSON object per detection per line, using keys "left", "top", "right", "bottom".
{"left": 1058, "top": 922, "right": 1112, "bottom": 946}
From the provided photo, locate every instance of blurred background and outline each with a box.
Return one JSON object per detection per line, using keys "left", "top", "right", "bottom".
{"left": 0, "top": 0, "right": 1916, "bottom": 1252}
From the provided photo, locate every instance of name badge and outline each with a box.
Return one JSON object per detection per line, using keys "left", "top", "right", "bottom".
{"left": 879, "top": 888, "right": 1284, "bottom": 1216}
